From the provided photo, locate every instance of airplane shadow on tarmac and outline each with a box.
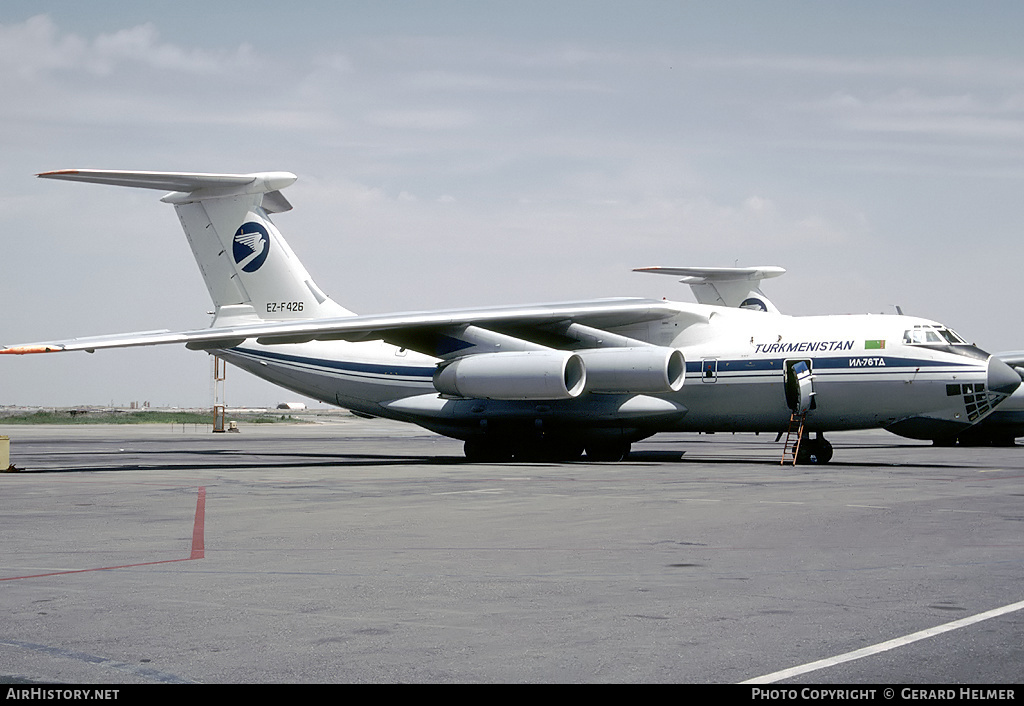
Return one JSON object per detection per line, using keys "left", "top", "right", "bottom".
{"left": 8, "top": 444, "right": 993, "bottom": 472}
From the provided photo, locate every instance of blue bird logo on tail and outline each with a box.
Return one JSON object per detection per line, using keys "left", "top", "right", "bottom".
{"left": 233, "top": 222, "right": 270, "bottom": 272}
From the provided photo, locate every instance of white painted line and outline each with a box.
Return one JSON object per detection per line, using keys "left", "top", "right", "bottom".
{"left": 741, "top": 598, "right": 1024, "bottom": 684}
{"left": 846, "top": 504, "right": 889, "bottom": 509}
{"left": 432, "top": 488, "right": 505, "bottom": 496}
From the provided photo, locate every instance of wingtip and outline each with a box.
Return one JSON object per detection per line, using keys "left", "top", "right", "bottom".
{"left": 0, "top": 345, "right": 65, "bottom": 355}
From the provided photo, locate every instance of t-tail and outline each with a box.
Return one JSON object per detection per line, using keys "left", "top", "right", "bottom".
{"left": 37, "top": 170, "right": 353, "bottom": 325}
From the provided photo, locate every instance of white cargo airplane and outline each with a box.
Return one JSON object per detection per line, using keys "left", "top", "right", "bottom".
{"left": 3, "top": 169, "right": 1020, "bottom": 464}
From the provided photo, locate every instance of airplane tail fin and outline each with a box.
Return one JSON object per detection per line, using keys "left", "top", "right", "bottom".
{"left": 37, "top": 169, "right": 353, "bottom": 324}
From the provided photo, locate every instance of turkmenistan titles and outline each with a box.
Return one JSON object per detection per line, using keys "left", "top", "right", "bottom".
{"left": 754, "top": 340, "right": 855, "bottom": 354}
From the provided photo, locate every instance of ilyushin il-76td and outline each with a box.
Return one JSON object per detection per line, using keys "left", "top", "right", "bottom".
{"left": 3, "top": 169, "right": 1021, "bottom": 464}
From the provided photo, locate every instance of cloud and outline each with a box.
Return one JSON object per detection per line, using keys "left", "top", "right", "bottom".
{"left": 0, "top": 14, "right": 255, "bottom": 79}
{"left": 685, "top": 53, "right": 1024, "bottom": 84}
{"left": 0, "top": 14, "right": 359, "bottom": 140}
{"left": 819, "top": 88, "right": 1024, "bottom": 141}
{"left": 365, "top": 108, "right": 477, "bottom": 131}
{"left": 0, "top": 14, "right": 85, "bottom": 79}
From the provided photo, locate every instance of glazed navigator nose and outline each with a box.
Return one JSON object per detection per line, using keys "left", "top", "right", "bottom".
{"left": 988, "top": 356, "right": 1022, "bottom": 397}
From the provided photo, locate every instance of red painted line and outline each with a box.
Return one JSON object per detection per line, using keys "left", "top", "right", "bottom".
{"left": 190, "top": 486, "right": 205, "bottom": 559}
{"left": 1, "top": 486, "right": 206, "bottom": 582}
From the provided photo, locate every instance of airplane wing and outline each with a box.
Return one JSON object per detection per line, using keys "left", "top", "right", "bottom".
{"left": 1, "top": 298, "right": 693, "bottom": 356}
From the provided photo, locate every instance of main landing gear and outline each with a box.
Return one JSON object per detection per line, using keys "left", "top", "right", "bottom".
{"left": 463, "top": 437, "right": 631, "bottom": 463}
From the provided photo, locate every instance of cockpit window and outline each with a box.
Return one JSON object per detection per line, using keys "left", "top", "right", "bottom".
{"left": 901, "top": 324, "right": 988, "bottom": 361}
{"left": 903, "top": 325, "right": 967, "bottom": 346}
{"left": 939, "top": 328, "right": 965, "bottom": 344}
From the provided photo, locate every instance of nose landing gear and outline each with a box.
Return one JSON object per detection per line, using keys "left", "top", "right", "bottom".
{"left": 797, "top": 433, "right": 833, "bottom": 465}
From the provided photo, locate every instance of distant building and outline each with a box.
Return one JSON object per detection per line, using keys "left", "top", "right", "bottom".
{"left": 276, "top": 402, "right": 307, "bottom": 411}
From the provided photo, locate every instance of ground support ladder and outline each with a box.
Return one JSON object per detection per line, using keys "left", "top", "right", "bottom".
{"left": 781, "top": 412, "right": 806, "bottom": 465}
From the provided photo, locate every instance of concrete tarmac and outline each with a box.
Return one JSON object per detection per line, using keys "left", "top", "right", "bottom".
{"left": 1, "top": 419, "right": 1022, "bottom": 684}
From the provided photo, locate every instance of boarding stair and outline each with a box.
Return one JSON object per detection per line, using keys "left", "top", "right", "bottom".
{"left": 781, "top": 411, "right": 806, "bottom": 465}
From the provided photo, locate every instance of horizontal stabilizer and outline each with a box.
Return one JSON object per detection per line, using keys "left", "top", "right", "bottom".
{"left": 633, "top": 266, "right": 785, "bottom": 283}
{"left": 38, "top": 169, "right": 297, "bottom": 203}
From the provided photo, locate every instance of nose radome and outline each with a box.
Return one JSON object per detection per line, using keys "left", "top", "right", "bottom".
{"left": 988, "top": 356, "right": 1022, "bottom": 396}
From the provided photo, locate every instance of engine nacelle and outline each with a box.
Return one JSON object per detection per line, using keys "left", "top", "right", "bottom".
{"left": 577, "top": 347, "right": 685, "bottom": 394}
{"left": 433, "top": 351, "right": 587, "bottom": 400}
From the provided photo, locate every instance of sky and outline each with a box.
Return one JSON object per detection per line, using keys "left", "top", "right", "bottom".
{"left": 1, "top": 1, "right": 1023, "bottom": 408}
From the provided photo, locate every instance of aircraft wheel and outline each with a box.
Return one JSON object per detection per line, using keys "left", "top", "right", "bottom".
{"left": 512, "top": 439, "right": 585, "bottom": 463}
{"left": 464, "top": 439, "right": 514, "bottom": 463}
{"left": 543, "top": 439, "right": 585, "bottom": 463}
{"left": 959, "top": 435, "right": 1018, "bottom": 448}
{"left": 585, "top": 441, "right": 631, "bottom": 462}
{"left": 797, "top": 437, "right": 833, "bottom": 465}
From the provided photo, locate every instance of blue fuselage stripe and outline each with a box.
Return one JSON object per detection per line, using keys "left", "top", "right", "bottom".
{"left": 686, "top": 356, "right": 975, "bottom": 374}
{"left": 231, "top": 347, "right": 436, "bottom": 379}
{"left": 236, "top": 347, "right": 977, "bottom": 385}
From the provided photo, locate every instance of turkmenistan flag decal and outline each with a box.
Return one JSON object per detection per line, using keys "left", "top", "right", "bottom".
{"left": 865, "top": 340, "right": 886, "bottom": 349}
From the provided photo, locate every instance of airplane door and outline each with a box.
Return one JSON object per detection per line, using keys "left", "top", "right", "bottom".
{"left": 784, "top": 359, "right": 815, "bottom": 413}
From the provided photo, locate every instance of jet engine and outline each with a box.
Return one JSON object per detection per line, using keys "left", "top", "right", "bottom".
{"left": 577, "top": 347, "right": 685, "bottom": 393}
{"left": 433, "top": 350, "right": 587, "bottom": 400}
{"left": 432, "top": 346, "right": 685, "bottom": 400}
